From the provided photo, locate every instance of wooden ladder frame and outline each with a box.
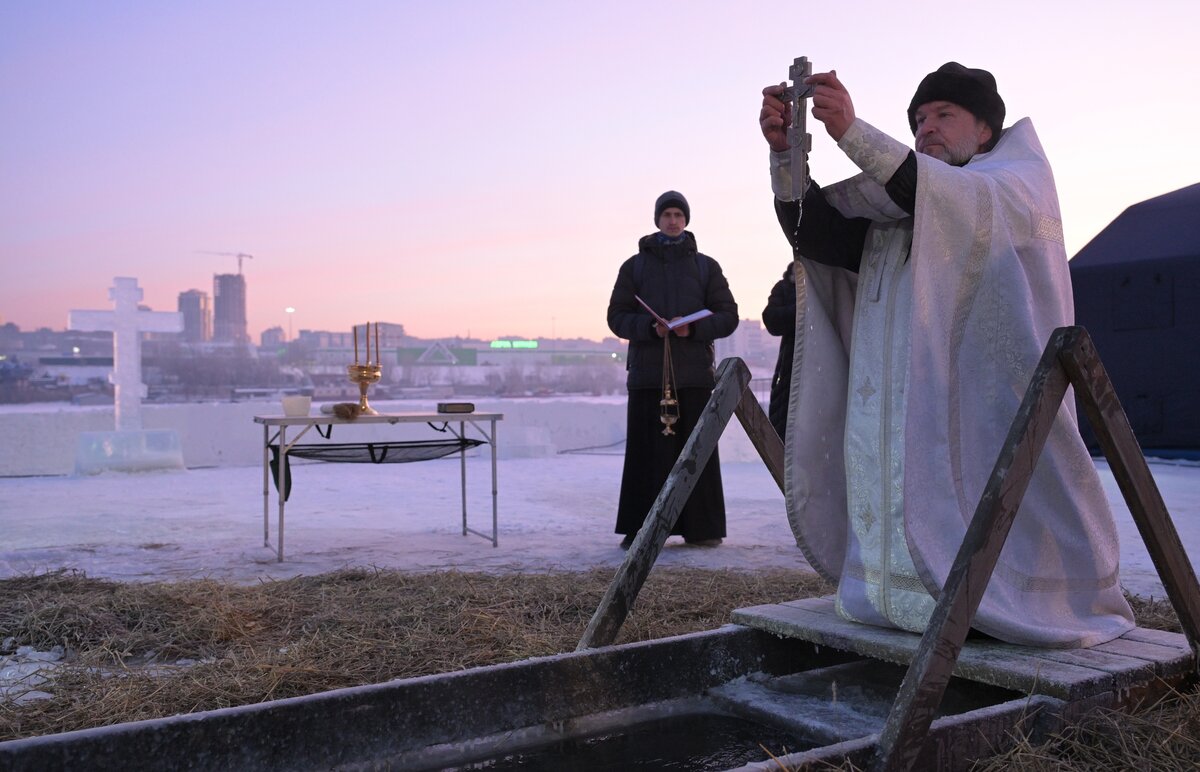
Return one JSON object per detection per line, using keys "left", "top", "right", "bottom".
{"left": 873, "top": 325, "right": 1200, "bottom": 770}
{"left": 578, "top": 326, "right": 1200, "bottom": 772}
{"left": 576, "top": 356, "right": 784, "bottom": 650}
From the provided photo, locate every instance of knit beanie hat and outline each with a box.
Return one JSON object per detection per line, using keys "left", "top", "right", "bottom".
{"left": 654, "top": 190, "right": 690, "bottom": 226}
{"left": 907, "top": 62, "right": 1005, "bottom": 151}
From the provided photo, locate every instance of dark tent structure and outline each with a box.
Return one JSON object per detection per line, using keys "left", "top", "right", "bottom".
{"left": 1070, "top": 182, "right": 1200, "bottom": 453}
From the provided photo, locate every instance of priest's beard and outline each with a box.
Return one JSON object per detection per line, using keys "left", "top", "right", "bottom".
{"left": 920, "top": 134, "right": 982, "bottom": 166}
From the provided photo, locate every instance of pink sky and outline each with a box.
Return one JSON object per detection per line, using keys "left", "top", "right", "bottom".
{"left": 2, "top": 1, "right": 1197, "bottom": 342}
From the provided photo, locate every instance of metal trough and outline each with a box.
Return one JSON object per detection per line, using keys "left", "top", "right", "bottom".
{"left": 1, "top": 618, "right": 1064, "bottom": 771}
{"left": 7, "top": 600, "right": 1187, "bottom": 770}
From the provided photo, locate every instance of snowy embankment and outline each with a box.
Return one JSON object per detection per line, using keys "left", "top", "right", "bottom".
{"left": 0, "top": 396, "right": 769, "bottom": 477}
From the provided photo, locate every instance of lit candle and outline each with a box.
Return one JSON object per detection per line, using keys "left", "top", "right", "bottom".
{"left": 353, "top": 325, "right": 359, "bottom": 365}
{"left": 375, "top": 321, "right": 380, "bottom": 364}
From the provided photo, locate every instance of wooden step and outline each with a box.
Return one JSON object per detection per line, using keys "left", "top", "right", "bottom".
{"left": 732, "top": 596, "right": 1192, "bottom": 701}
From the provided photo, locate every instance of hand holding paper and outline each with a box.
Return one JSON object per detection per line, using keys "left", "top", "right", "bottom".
{"left": 635, "top": 295, "right": 714, "bottom": 333}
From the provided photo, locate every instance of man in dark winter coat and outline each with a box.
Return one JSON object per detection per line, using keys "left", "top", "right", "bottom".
{"left": 606, "top": 191, "right": 739, "bottom": 548}
{"left": 761, "top": 262, "right": 796, "bottom": 442}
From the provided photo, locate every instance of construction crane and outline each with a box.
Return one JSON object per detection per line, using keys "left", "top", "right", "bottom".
{"left": 197, "top": 250, "right": 255, "bottom": 274}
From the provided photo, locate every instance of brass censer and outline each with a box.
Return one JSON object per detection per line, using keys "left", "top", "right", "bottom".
{"left": 659, "top": 334, "right": 679, "bottom": 436}
{"left": 659, "top": 384, "right": 679, "bottom": 436}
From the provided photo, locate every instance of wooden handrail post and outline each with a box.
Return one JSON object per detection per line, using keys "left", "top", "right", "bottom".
{"left": 734, "top": 386, "right": 786, "bottom": 493}
{"left": 576, "top": 358, "right": 751, "bottom": 650}
{"left": 1058, "top": 327, "right": 1200, "bottom": 659}
{"left": 875, "top": 325, "right": 1200, "bottom": 769}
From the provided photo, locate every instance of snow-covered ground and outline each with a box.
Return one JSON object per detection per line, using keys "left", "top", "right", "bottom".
{"left": 5, "top": 396, "right": 1195, "bottom": 712}
{"left": 1, "top": 438, "right": 1197, "bottom": 602}
{"left": 0, "top": 453, "right": 797, "bottom": 582}
{"left": 0, "top": 397, "right": 1196, "bottom": 602}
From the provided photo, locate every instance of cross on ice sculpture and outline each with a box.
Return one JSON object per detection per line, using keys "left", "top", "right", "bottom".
{"left": 69, "top": 277, "right": 184, "bottom": 432}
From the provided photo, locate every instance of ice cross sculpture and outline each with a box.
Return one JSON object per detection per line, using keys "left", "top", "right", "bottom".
{"left": 69, "top": 277, "right": 184, "bottom": 431}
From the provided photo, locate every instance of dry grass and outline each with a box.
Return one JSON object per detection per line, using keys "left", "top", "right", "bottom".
{"left": 970, "top": 685, "right": 1200, "bottom": 771}
{"left": 0, "top": 567, "right": 830, "bottom": 741}
{"left": 966, "top": 591, "right": 1199, "bottom": 772}
{"left": 2, "top": 571, "right": 1196, "bottom": 771}
{"left": 813, "top": 686, "right": 1200, "bottom": 772}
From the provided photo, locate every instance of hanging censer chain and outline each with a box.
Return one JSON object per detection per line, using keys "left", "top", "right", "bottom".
{"left": 660, "top": 332, "right": 680, "bottom": 435}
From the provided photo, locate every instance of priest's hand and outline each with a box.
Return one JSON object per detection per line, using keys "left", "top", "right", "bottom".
{"left": 806, "top": 70, "right": 855, "bottom": 142}
{"left": 654, "top": 321, "right": 668, "bottom": 338}
{"left": 760, "top": 83, "right": 792, "bottom": 152}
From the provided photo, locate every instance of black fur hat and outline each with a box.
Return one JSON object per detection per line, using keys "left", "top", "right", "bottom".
{"left": 654, "top": 190, "right": 690, "bottom": 225}
{"left": 907, "top": 62, "right": 1005, "bottom": 151}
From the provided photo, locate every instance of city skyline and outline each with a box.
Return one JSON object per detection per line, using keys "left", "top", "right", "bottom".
{"left": 3, "top": 2, "right": 1198, "bottom": 341}
{"left": 0, "top": 274, "right": 638, "bottom": 344}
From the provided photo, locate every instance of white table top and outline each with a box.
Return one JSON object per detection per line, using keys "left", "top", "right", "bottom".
{"left": 254, "top": 411, "right": 504, "bottom": 426}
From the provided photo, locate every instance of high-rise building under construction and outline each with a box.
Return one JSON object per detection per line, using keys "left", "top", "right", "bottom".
{"left": 177, "top": 289, "right": 212, "bottom": 342}
{"left": 213, "top": 273, "right": 248, "bottom": 343}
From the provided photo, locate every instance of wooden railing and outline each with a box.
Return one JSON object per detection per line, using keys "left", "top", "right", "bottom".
{"left": 577, "top": 328, "right": 1200, "bottom": 772}
{"left": 576, "top": 357, "right": 783, "bottom": 650}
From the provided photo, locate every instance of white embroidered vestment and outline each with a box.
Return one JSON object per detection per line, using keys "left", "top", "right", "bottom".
{"left": 781, "top": 117, "right": 1135, "bottom": 648}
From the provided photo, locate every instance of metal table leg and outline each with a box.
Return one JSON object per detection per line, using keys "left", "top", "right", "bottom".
{"left": 262, "top": 424, "right": 270, "bottom": 547}
{"left": 276, "top": 424, "right": 287, "bottom": 562}
{"left": 490, "top": 417, "right": 498, "bottom": 547}
{"left": 459, "top": 420, "right": 468, "bottom": 537}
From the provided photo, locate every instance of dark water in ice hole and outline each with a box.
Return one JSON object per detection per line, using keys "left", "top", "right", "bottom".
{"left": 450, "top": 713, "right": 816, "bottom": 771}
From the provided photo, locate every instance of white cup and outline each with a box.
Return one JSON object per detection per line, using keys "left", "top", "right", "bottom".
{"left": 281, "top": 395, "right": 312, "bottom": 417}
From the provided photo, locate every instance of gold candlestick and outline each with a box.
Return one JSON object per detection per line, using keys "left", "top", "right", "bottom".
{"left": 347, "top": 363, "right": 382, "bottom": 416}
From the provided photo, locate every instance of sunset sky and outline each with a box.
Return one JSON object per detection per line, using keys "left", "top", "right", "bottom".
{"left": 2, "top": 1, "right": 1197, "bottom": 342}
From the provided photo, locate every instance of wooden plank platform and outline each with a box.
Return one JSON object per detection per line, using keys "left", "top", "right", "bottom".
{"left": 732, "top": 597, "right": 1192, "bottom": 702}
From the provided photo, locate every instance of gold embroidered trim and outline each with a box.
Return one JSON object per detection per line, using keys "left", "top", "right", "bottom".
{"left": 993, "top": 562, "right": 1122, "bottom": 593}
{"left": 840, "top": 120, "right": 908, "bottom": 186}
{"left": 843, "top": 562, "right": 931, "bottom": 594}
{"left": 948, "top": 183, "right": 996, "bottom": 516}
{"left": 1034, "top": 215, "right": 1064, "bottom": 243}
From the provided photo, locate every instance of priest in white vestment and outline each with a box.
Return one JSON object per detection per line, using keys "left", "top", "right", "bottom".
{"left": 759, "top": 63, "right": 1135, "bottom": 648}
